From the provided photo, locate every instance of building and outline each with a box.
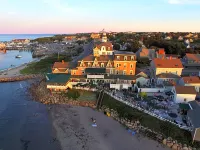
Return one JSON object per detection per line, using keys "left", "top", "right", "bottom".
{"left": 179, "top": 76, "right": 200, "bottom": 92}
{"left": 182, "top": 53, "right": 200, "bottom": 76}
{"left": 156, "top": 48, "right": 166, "bottom": 59}
{"left": 150, "top": 58, "right": 183, "bottom": 77}
{"left": 91, "top": 33, "right": 100, "bottom": 39}
{"left": 172, "top": 86, "right": 197, "bottom": 103}
{"left": 47, "top": 33, "right": 137, "bottom": 91}
{"left": 0, "top": 43, "right": 6, "bottom": 50}
{"left": 187, "top": 101, "right": 200, "bottom": 142}
{"left": 12, "top": 39, "right": 30, "bottom": 44}
{"left": 135, "top": 48, "right": 156, "bottom": 60}
{"left": 64, "top": 35, "right": 77, "bottom": 41}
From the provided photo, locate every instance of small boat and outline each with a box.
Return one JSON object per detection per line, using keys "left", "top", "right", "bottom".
{"left": 15, "top": 55, "right": 22, "bottom": 58}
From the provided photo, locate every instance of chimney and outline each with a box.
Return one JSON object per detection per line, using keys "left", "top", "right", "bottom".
{"left": 62, "top": 60, "right": 64, "bottom": 64}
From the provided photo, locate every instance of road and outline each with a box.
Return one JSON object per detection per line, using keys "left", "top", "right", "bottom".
{"left": 72, "top": 41, "right": 94, "bottom": 63}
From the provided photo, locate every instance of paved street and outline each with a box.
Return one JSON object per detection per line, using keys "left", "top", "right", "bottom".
{"left": 72, "top": 41, "right": 94, "bottom": 63}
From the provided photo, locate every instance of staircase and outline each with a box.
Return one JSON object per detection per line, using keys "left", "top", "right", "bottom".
{"left": 96, "top": 90, "right": 105, "bottom": 109}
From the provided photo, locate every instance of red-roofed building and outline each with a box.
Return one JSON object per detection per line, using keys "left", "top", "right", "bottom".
{"left": 151, "top": 58, "right": 183, "bottom": 77}
{"left": 179, "top": 76, "right": 200, "bottom": 92}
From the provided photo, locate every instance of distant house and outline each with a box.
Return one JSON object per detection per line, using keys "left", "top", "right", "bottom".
{"left": 187, "top": 101, "right": 200, "bottom": 142}
{"left": 150, "top": 58, "right": 183, "bottom": 78}
{"left": 172, "top": 86, "right": 197, "bottom": 103}
{"left": 136, "top": 48, "right": 156, "bottom": 60}
{"left": 91, "top": 33, "right": 100, "bottom": 39}
{"left": 64, "top": 35, "right": 77, "bottom": 42}
{"left": 52, "top": 60, "right": 75, "bottom": 74}
{"left": 178, "top": 36, "right": 183, "bottom": 41}
{"left": 12, "top": 39, "right": 30, "bottom": 44}
{"left": 179, "top": 76, "right": 200, "bottom": 92}
{"left": 156, "top": 48, "right": 166, "bottom": 59}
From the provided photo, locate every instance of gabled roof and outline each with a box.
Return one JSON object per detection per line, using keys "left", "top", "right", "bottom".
{"left": 175, "top": 86, "right": 197, "bottom": 95}
{"left": 53, "top": 62, "right": 69, "bottom": 68}
{"left": 185, "top": 53, "right": 200, "bottom": 62}
{"left": 183, "top": 76, "right": 200, "bottom": 84}
{"left": 153, "top": 58, "right": 183, "bottom": 68}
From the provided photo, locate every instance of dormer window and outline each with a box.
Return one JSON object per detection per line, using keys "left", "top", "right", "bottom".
{"left": 124, "top": 56, "right": 127, "bottom": 61}
{"left": 88, "top": 63, "right": 91, "bottom": 67}
{"left": 108, "top": 47, "right": 110, "bottom": 50}
{"left": 101, "top": 63, "right": 104, "bottom": 67}
{"left": 117, "top": 56, "right": 120, "bottom": 60}
{"left": 131, "top": 56, "right": 134, "bottom": 60}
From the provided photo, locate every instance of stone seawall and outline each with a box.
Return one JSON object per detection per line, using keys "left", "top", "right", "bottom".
{"left": 0, "top": 75, "right": 44, "bottom": 83}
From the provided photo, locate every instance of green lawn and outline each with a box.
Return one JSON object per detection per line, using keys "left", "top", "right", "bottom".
{"left": 102, "top": 93, "right": 200, "bottom": 148}
{"left": 20, "top": 54, "right": 71, "bottom": 74}
{"left": 77, "top": 90, "right": 97, "bottom": 101}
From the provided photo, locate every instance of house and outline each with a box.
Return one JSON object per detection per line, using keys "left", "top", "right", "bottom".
{"left": 64, "top": 35, "right": 77, "bottom": 41}
{"left": 172, "top": 86, "right": 197, "bottom": 103}
{"left": 136, "top": 48, "right": 156, "bottom": 60}
{"left": 182, "top": 53, "right": 200, "bottom": 76}
{"left": 156, "top": 48, "right": 166, "bottom": 59}
{"left": 178, "top": 36, "right": 183, "bottom": 41}
{"left": 150, "top": 58, "right": 183, "bottom": 78}
{"left": 156, "top": 73, "right": 181, "bottom": 85}
{"left": 52, "top": 60, "right": 76, "bottom": 74}
{"left": 91, "top": 33, "right": 100, "bottom": 39}
{"left": 12, "top": 39, "right": 30, "bottom": 44}
{"left": 179, "top": 76, "right": 200, "bottom": 92}
{"left": 187, "top": 101, "right": 200, "bottom": 142}
{"left": 0, "top": 43, "right": 6, "bottom": 50}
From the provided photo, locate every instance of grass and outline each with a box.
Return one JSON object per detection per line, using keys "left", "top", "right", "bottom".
{"left": 102, "top": 93, "right": 200, "bottom": 148}
{"left": 77, "top": 90, "right": 97, "bottom": 101}
{"left": 20, "top": 54, "right": 71, "bottom": 74}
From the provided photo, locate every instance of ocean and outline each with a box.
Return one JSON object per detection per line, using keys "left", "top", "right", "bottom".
{"left": 0, "top": 34, "right": 55, "bottom": 42}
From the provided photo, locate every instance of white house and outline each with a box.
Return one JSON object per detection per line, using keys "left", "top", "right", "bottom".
{"left": 172, "top": 86, "right": 197, "bottom": 103}
{"left": 179, "top": 76, "right": 200, "bottom": 92}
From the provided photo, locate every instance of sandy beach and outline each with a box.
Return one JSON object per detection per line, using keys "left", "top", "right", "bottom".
{"left": 0, "top": 64, "right": 28, "bottom": 78}
{"left": 49, "top": 105, "right": 170, "bottom": 150}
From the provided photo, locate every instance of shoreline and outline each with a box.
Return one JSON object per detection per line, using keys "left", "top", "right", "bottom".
{"left": 0, "top": 57, "right": 43, "bottom": 78}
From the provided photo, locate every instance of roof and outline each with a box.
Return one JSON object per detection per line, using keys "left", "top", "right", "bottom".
{"left": 185, "top": 53, "right": 200, "bottom": 62}
{"left": 46, "top": 74, "right": 71, "bottom": 84}
{"left": 114, "top": 50, "right": 135, "bottom": 55}
{"left": 53, "top": 62, "right": 69, "bottom": 68}
{"left": 153, "top": 58, "right": 183, "bottom": 68}
{"left": 157, "top": 49, "right": 165, "bottom": 55}
{"left": 96, "top": 42, "right": 113, "bottom": 51}
{"left": 179, "top": 103, "right": 191, "bottom": 110}
{"left": 85, "top": 68, "right": 106, "bottom": 74}
{"left": 105, "top": 75, "right": 136, "bottom": 80}
{"left": 156, "top": 73, "right": 181, "bottom": 79}
{"left": 175, "top": 86, "right": 197, "bottom": 95}
{"left": 188, "top": 101, "right": 200, "bottom": 128}
{"left": 183, "top": 76, "right": 200, "bottom": 84}
{"left": 71, "top": 75, "right": 87, "bottom": 79}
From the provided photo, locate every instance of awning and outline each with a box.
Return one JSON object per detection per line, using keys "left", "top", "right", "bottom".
{"left": 85, "top": 68, "right": 106, "bottom": 74}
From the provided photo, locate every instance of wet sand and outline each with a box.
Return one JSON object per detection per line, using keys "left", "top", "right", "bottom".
{"left": 49, "top": 105, "right": 170, "bottom": 150}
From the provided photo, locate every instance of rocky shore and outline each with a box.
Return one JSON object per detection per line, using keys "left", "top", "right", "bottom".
{"left": 0, "top": 74, "right": 43, "bottom": 82}
{"left": 29, "top": 80, "right": 96, "bottom": 108}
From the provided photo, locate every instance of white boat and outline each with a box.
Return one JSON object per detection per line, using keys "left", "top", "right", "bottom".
{"left": 15, "top": 55, "right": 22, "bottom": 58}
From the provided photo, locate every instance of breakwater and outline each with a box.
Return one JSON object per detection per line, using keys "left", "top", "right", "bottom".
{"left": 0, "top": 74, "right": 44, "bottom": 82}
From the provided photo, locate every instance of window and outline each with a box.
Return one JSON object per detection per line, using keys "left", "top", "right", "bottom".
{"left": 130, "top": 64, "right": 133, "bottom": 68}
{"left": 101, "top": 63, "right": 104, "bottom": 67}
{"left": 108, "top": 47, "right": 110, "bottom": 50}
{"left": 124, "top": 56, "right": 127, "bottom": 61}
{"left": 124, "top": 63, "right": 127, "bottom": 68}
{"left": 116, "top": 70, "right": 119, "bottom": 74}
{"left": 131, "top": 56, "right": 134, "bottom": 60}
{"left": 184, "top": 98, "right": 187, "bottom": 102}
{"left": 130, "top": 70, "right": 133, "bottom": 75}
{"left": 88, "top": 63, "right": 91, "bottom": 67}
{"left": 123, "top": 70, "right": 126, "bottom": 75}
{"left": 117, "top": 56, "right": 120, "bottom": 60}
{"left": 117, "top": 64, "right": 119, "bottom": 67}
{"left": 110, "top": 69, "right": 113, "bottom": 74}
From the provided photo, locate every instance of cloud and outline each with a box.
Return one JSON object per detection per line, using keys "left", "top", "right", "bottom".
{"left": 8, "top": 11, "right": 17, "bottom": 15}
{"left": 43, "top": 0, "right": 72, "bottom": 12}
{"left": 168, "top": 0, "right": 200, "bottom": 4}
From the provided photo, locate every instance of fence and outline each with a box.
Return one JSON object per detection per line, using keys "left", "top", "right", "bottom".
{"left": 104, "top": 91, "right": 192, "bottom": 131}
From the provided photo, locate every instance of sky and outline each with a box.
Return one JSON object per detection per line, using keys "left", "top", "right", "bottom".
{"left": 0, "top": 0, "right": 200, "bottom": 33}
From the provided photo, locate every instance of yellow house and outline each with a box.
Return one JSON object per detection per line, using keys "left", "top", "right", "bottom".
{"left": 151, "top": 58, "right": 183, "bottom": 77}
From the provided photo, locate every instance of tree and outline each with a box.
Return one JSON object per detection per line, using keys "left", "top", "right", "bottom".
{"left": 113, "top": 43, "right": 120, "bottom": 50}
{"left": 139, "top": 92, "right": 147, "bottom": 99}
{"left": 126, "top": 41, "right": 141, "bottom": 53}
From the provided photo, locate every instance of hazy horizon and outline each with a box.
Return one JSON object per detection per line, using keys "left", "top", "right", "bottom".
{"left": 1, "top": 0, "right": 200, "bottom": 33}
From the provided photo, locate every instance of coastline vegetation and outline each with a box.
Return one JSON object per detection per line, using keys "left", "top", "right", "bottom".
{"left": 101, "top": 93, "right": 200, "bottom": 148}
{"left": 20, "top": 54, "right": 71, "bottom": 74}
